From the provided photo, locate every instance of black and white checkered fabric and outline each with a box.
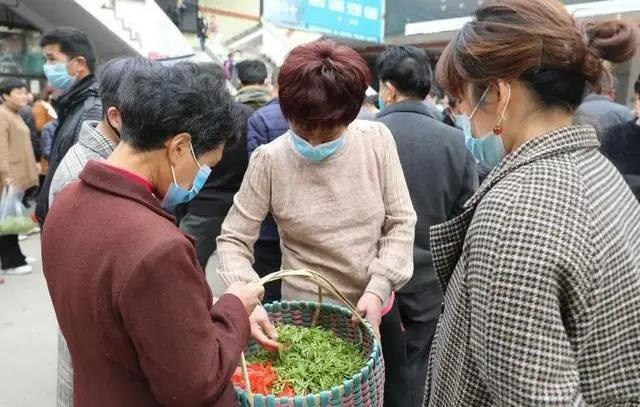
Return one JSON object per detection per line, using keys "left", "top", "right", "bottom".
{"left": 424, "top": 126, "right": 640, "bottom": 406}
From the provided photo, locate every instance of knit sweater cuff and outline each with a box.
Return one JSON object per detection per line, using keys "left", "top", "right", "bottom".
{"left": 365, "top": 274, "right": 392, "bottom": 304}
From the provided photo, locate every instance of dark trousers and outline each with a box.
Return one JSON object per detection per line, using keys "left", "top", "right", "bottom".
{"left": 179, "top": 212, "right": 225, "bottom": 269}
{"left": 179, "top": 213, "right": 282, "bottom": 303}
{"left": 380, "top": 299, "right": 409, "bottom": 407}
{"left": 396, "top": 290, "right": 441, "bottom": 407}
{"left": 0, "top": 234, "right": 26, "bottom": 270}
{"left": 253, "top": 239, "right": 282, "bottom": 304}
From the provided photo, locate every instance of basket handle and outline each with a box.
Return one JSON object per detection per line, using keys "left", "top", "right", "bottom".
{"left": 256, "top": 269, "right": 368, "bottom": 327}
{"left": 240, "top": 269, "right": 374, "bottom": 406}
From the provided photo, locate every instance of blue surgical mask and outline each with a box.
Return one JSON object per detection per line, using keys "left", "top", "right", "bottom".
{"left": 43, "top": 63, "right": 75, "bottom": 91}
{"left": 460, "top": 84, "right": 511, "bottom": 168}
{"left": 378, "top": 93, "right": 386, "bottom": 111}
{"left": 459, "top": 112, "right": 505, "bottom": 168}
{"left": 290, "top": 131, "right": 345, "bottom": 162}
{"left": 161, "top": 143, "right": 211, "bottom": 211}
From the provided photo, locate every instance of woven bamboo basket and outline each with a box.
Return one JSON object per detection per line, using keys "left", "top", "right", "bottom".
{"left": 234, "top": 269, "right": 385, "bottom": 407}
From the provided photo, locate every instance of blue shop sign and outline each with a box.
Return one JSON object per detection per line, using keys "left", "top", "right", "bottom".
{"left": 264, "top": 0, "right": 384, "bottom": 43}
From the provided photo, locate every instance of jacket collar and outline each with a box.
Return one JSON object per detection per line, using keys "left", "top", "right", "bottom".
{"left": 53, "top": 75, "right": 98, "bottom": 118}
{"left": 430, "top": 125, "right": 600, "bottom": 294}
{"left": 236, "top": 86, "right": 270, "bottom": 103}
{"left": 78, "top": 121, "right": 116, "bottom": 159}
{"left": 583, "top": 94, "right": 611, "bottom": 103}
{"left": 0, "top": 103, "right": 18, "bottom": 115}
{"left": 376, "top": 100, "right": 436, "bottom": 120}
{"left": 79, "top": 160, "right": 175, "bottom": 224}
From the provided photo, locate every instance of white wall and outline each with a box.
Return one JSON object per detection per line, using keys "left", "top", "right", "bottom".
{"left": 75, "top": 0, "right": 195, "bottom": 59}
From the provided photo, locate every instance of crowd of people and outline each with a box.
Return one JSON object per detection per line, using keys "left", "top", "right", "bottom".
{"left": 1, "top": 0, "right": 640, "bottom": 405}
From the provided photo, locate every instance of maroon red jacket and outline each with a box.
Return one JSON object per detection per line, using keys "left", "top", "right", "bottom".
{"left": 42, "top": 160, "right": 250, "bottom": 406}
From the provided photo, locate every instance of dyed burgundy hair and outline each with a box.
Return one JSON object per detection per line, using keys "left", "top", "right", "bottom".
{"left": 278, "top": 40, "right": 371, "bottom": 132}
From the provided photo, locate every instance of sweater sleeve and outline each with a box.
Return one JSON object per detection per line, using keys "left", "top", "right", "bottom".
{"left": 0, "top": 116, "right": 10, "bottom": 180}
{"left": 119, "top": 238, "right": 250, "bottom": 406}
{"left": 216, "top": 147, "right": 271, "bottom": 286}
{"left": 365, "top": 125, "right": 417, "bottom": 302}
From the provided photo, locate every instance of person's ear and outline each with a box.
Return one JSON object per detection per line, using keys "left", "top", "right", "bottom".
{"left": 106, "top": 107, "right": 122, "bottom": 132}
{"left": 385, "top": 82, "right": 398, "bottom": 102}
{"left": 69, "top": 56, "right": 87, "bottom": 76}
{"left": 165, "top": 132, "right": 192, "bottom": 166}
{"left": 495, "top": 81, "right": 512, "bottom": 119}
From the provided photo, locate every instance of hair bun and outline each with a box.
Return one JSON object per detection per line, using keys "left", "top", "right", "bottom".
{"left": 585, "top": 20, "right": 639, "bottom": 63}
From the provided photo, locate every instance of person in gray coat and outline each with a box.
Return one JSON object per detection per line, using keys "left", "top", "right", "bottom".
{"left": 575, "top": 69, "right": 634, "bottom": 134}
{"left": 376, "top": 45, "right": 478, "bottom": 407}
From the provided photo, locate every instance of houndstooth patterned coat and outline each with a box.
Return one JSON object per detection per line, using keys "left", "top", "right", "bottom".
{"left": 424, "top": 126, "right": 640, "bottom": 406}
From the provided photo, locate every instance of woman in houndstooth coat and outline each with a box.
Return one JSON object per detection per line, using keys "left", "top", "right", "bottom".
{"left": 424, "top": 0, "right": 640, "bottom": 405}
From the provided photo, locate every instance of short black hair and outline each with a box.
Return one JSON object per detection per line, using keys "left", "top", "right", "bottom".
{"left": 236, "top": 60, "right": 268, "bottom": 86}
{"left": 97, "top": 57, "right": 156, "bottom": 117}
{"left": 117, "top": 61, "right": 239, "bottom": 156}
{"left": 376, "top": 45, "right": 432, "bottom": 99}
{"left": 197, "top": 62, "right": 226, "bottom": 82}
{"left": 635, "top": 74, "right": 640, "bottom": 96}
{"left": 0, "top": 78, "right": 26, "bottom": 98}
{"left": 40, "top": 27, "right": 96, "bottom": 72}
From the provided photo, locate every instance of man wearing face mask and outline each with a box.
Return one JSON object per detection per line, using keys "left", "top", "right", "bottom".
{"left": 49, "top": 57, "right": 152, "bottom": 206}
{"left": 375, "top": 45, "right": 478, "bottom": 407}
{"left": 47, "top": 56, "right": 154, "bottom": 407}
{"left": 35, "top": 27, "right": 102, "bottom": 226}
{"left": 42, "top": 62, "right": 264, "bottom": 406}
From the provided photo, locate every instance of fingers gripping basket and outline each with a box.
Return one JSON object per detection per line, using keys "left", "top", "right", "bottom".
{"left": 235, "top": 269, "right": 385, "bottom": 407}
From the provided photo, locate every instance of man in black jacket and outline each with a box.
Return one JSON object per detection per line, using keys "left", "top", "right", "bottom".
{"left": 180, "top": 63, "right": 253, "bottom": 269}
{"left": 35, "top": 27, "right": 102, "bottom": 225}
{"left": 376, "top": 45, "right": 478, "bottom": 407}
{"left": 601, "top": 76, "right": 640, "bottom": 203}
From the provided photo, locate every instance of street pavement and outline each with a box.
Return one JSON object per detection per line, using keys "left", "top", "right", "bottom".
{"left": 0, "top": 232, "right": 225, "bottom": 406}
{"left": 0, "top": 233, "right": 56, "bottom": 407}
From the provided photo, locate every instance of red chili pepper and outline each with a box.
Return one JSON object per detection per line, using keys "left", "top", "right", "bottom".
{"left": 276, "top": 384, "right": 295, "bottom": 397}
{"left": 232, "top": 362, "right": 281, "bottom": 395}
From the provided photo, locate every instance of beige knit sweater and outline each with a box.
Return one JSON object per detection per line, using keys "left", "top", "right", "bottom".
{"left": 217, "top": 120, "right": 416, "bottom": 306}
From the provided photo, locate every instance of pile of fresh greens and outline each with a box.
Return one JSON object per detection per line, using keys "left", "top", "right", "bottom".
{"left": 248, "top": 325, "right": 366, "bottom": 395}
{"left": 0, "top": 216, "right": 35, "bottom": 235}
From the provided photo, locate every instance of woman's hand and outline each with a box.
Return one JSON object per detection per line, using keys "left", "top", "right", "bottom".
{"left": 225, "top": 281, "right": 264, "bottom": 315}
{"left": 249, "top": 305, "right": 281, "bottom": 350}
{"left": 356, "top": 292, "right": 383, "bottom": 336}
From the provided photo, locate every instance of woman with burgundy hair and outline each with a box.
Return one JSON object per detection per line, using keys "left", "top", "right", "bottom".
{"left": 424, "top": 0, "right": 640, "bottom": 405}
{"left": 217, "top": 40, "right": 416, "bottom": 402}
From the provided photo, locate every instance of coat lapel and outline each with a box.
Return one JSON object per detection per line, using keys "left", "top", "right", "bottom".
{"left": 430, "top": 207, "right": 475, "bottom": 294}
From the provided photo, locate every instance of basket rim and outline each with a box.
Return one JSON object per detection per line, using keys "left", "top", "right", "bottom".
{"left": 234, "top": 300, "right": 383, "bottom": 402}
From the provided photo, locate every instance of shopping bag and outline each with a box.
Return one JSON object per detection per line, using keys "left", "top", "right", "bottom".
{"left": 0, "top": 185, "right": 36, "bottom": 235}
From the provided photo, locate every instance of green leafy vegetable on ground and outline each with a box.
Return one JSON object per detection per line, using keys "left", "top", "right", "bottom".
{"left": 248, "top": 325, "right": 366, "bottom": 395}
{"left": 0, "top": 216, "right": 36, "bottom": 235}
